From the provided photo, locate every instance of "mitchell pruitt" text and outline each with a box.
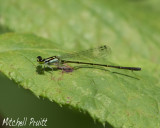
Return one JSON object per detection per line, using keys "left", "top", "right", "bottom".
{"left": 2, "top": 117, "right": 47, "bottom": 127}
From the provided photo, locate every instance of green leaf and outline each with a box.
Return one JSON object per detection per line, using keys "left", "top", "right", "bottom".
{"left": 0, "top": 0, "right": 160, "bottom": 127}
{"left": 0, "top": 33, "right": 160, "bottom": 128}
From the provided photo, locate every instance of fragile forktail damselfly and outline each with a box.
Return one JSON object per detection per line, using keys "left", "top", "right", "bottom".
{"left": 37, "top": 45, "right": 141, "bottom": 71}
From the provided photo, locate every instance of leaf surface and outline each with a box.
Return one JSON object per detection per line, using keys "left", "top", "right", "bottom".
{"left": 0, "top": 0, "right": 160, "bottom": 127}
{"left": 0, "top": 33, "right": 160, "bottom": 128}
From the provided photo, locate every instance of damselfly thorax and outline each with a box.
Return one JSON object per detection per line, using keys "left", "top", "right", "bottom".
{"left": 37, "top": 56, "right": 60, "bottom": 65}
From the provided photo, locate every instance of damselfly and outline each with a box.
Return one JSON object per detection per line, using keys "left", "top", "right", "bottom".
{"left": 37, "top": 45, "right": 141, "bottom": 72}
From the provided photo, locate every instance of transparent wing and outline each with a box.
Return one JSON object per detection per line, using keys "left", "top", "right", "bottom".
{"left": 58, "top": 45, "right": 111, "bottom": 62}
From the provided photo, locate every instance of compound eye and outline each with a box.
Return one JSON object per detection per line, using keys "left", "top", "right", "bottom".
{"left": 37, "top": 56, "right": 42, "bottom": 61}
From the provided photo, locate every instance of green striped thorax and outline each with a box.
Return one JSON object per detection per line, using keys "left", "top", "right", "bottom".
{"left": 37, "top": 56, "right": 60, "bottom": 65}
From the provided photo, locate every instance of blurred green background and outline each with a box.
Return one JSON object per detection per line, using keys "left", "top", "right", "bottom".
{"left": 0, "top": 0, "right": 160, "bottom": 128}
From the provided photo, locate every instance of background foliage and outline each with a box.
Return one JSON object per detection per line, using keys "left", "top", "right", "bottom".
{"left": 0, "top": 0, "right": 160, "bottom": 128}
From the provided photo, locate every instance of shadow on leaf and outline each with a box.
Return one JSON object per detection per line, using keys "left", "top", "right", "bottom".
{"left": 36, "top": 65, "right": 139, "bottom": 80}
{"left": 0, "top": 24, "right": 13, "bottom": 34}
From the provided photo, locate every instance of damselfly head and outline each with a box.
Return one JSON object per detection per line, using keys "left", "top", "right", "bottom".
{"left": 37, "top": 56, "right": 44, "bottom": 64}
